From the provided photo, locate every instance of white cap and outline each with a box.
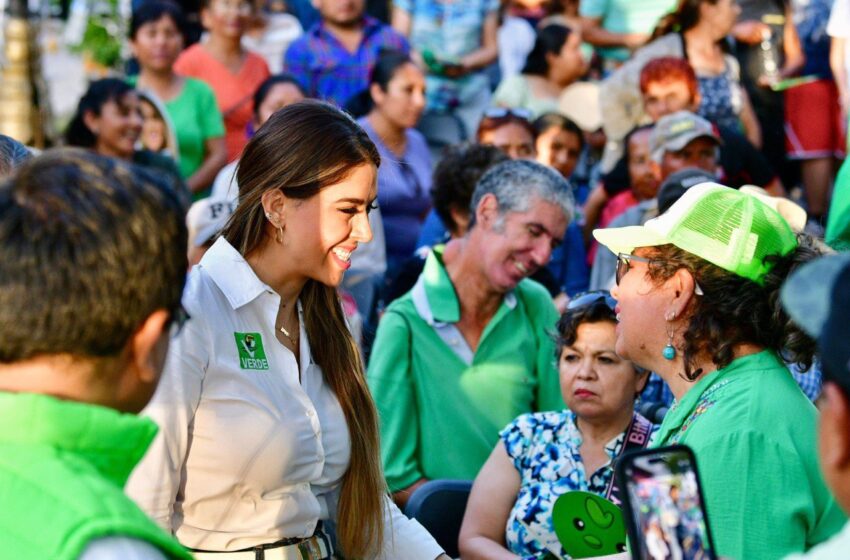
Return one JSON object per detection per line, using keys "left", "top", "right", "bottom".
{"left": 186, "top": 197, "right": 237, "bottom": 248}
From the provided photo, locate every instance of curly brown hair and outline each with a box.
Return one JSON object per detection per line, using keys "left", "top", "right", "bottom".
{"left": 642, "top": 234, "right": 826, "bottom": 380}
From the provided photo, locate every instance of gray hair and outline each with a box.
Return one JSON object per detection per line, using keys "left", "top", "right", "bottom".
{"left": 0, "top": 135, "right": 32, "bottom": 178}
{"left": 468, "top": 159, "right": 574, "bottom": 230}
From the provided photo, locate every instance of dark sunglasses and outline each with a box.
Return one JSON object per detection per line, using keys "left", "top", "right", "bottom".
{"left": 615, "top": 253, "right": 653, "bottom": 286}
{"left": 567, "top": 290, "right": 617, "bottom": 312}
{"left": 483, "top": 107, "right": 533, "bottom": 121}
{"left": 615, "top": 252, "right": 704, "bottom": 295}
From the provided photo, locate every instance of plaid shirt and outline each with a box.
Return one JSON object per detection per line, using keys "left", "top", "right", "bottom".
{"left": 789, "top": 359, "right": 823, "bottom": 402}
{"left": 284, "top": 16, "right": 409, "bottom": 108}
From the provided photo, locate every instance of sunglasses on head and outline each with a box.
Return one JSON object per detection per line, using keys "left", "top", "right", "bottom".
{"left": 567, "top": 290, "right": 617, "bottom": 312}
{"left": 483, "top": 107, "right": 533, "bottom": 121}
{"left": 615, "top": 253, "right": 705, "bottom": 295}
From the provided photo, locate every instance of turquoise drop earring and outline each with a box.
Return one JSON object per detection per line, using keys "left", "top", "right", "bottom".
{"left": 663, "top": 313, "right": 676, "bottom": 360}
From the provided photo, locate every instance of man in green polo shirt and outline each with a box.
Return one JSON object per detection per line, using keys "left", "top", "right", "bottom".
{"left": 0, "top": 149, "right": 191, "bottom": 560}
{"left": 368, "top": 160, "right": 573, "bottom": 506}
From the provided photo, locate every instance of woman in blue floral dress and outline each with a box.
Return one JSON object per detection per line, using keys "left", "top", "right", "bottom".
{"left": 459, "top": 291, "right": 656, "bottom": 559}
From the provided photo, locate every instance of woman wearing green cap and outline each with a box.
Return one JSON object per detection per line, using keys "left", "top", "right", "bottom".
{"left": 593, "top": 182, "right": 846, "bottom": 559}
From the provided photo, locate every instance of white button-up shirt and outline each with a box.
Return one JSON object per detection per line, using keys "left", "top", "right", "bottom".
{"left": 127, "top": 238, "right": 443, "bottom": 558}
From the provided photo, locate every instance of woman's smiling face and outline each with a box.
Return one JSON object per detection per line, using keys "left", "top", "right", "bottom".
{"left": 278, "top": 163, "right": 377, "bottom": 288}
{"left": 610, "top": 248, "right": 672, "bottom": 367}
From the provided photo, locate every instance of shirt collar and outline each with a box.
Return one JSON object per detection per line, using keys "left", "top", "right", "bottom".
{"left": 421, "top": 245, "right": 517, "bottom": 324}
{"left": 313, "top": 15, "right": 382, "bottom": 40}
{"left": 200, "top": 237, "right": 272, "bottom": 310}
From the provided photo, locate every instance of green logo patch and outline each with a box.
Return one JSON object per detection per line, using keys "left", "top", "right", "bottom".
{"left": 234, "top": 332, "right": 269, "bottom": 370}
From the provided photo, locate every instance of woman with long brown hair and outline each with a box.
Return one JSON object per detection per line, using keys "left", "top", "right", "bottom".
{"left": 127, "top": 101, "right": 447, "bottom": 560}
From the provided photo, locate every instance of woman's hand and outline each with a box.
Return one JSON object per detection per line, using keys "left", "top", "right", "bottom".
{"left": 732, "top": 20, "right": 770, "bottom": 45}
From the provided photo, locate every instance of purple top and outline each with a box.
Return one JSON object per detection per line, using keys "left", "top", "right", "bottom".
{"left": 359, "top": 118, "right": 433, "bottom": 268}
{"left": 284, "top": 16, "right": 409, "bottom": 108}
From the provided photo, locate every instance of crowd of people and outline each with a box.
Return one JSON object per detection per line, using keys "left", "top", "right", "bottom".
{"left": 3, "top": 0, "right": 850, "bottom": 559}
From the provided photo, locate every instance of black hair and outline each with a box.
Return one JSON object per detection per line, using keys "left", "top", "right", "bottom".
{"left": 602, "top": 124, "right": 655, "bottom": 196}
{"left": 130, "top": 0, "right": 186, "bottom": 39}
{"left": 65, "top": 78, "right": 136, "bottom": 148}
{"left": 645, "top": 233, "right": 825, "bottom": 380}
{"left": 431, "top": 143, "right": 508, "bottom": 235}
{"left": 0, "top": 148, "right": 187, "bottom": 363}
{"left": 344, "top": 49, "right": 414, "bottom": 118}
{"left": 522, "top": 24, "right": 572, "bottom": 76}
{"left": 532, "top": 112, "right": 585, "bottom": 151}
{"left": 554, "top": 298, "right": 618, "bottom": 356}
{"left": 252, "top": 73, "right": 307, "bottom": 119}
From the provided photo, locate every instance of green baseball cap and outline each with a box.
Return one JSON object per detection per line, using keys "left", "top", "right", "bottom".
{"left": 593, "top": 182, "right": 798, "bottom": 285}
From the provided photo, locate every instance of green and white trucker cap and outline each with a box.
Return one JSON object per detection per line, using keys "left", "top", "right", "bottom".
{"left": 593, "top": 182, "right": 798, "bottom": 285}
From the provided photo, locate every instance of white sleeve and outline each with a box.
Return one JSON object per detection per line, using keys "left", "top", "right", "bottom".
{"left": 126, "top": 299, "right": 210, "bottom": 531}
{"left": 377, "top": 496, "right": 445, "bottom": 560}
{"left": 828, "top": 0, "right": 850, "bottom": 38}
{"left": 78, "top": 536, "right": 168, "bottom": 560}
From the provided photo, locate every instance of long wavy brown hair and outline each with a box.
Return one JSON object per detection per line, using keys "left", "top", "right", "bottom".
{"left": 220, "top": 101, "right": 385, "bottom": 557}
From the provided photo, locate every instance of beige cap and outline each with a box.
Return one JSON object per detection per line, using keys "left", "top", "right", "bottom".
{"left": 557, "top": 81, "right": 602, "bottom": 132}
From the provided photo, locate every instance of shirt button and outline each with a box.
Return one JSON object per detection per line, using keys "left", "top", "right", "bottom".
{"left": 306, "top": 410, "right": 314, "bottom": 417}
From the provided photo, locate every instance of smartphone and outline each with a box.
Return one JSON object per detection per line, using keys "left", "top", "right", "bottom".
{"left": 615, "top": 445, "right": 717, "bottom": 560}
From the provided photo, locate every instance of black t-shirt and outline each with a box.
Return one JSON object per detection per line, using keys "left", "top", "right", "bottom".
{"left": 734, "top": 0, "right": 787, "bottom": 94}
{"left": 716, "top": 125, "right": 776, "bottom": 188}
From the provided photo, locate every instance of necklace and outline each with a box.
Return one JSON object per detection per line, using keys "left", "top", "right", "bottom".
{"left": 277, "top": 300, "right": 298, "bottom": 346}
{"left": 279, "top": 324, "right": 298, "bottom": 346}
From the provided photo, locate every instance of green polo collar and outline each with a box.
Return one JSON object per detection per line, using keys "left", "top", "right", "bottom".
{"left": 421, "top": 245, "right": 517, "bottom": 324}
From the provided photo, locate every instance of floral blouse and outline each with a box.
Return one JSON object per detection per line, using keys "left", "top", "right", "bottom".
{"left": 500, "top": 410, "right": 658, "bottom": 559}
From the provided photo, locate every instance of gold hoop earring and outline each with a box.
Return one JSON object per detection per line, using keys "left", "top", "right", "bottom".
{"left": 264, "top": 211, "right": 284, "bottom": 244}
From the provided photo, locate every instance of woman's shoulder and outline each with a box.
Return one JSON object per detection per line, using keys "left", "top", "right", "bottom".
{"left": 243, "top": 51, "right": 271, "bottom": 77}
{"left": 502, "top": 410, "right": 570, "bottom": 437}
{"left": 182, "top": 264, "right": 224, "bottom": 316}
{"left": 404, "top": 128, "right": 432, "bottom": 164}
{"left": 500, "top": 410, "right": 572, "bottom": 461}
{"left": 493, "top": 73, "right": 531, "bottom": 101}
{"left": 405, "top": 127, "right": 429, "bottom": 149}
{"left": 174, "top": 43, "right": 208, "bottom": 69}
{"left": 634, "top": 33, "right": 684, "bottom": 63}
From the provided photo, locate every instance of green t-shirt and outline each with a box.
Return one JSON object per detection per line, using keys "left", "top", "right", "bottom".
{"left": 826, "top": 157, "right": 850, "bottom": 251}
{"left": 654, "top": 351, "right": 846, "bottom": 560}
{"left": 579, "top": 0, "right": 678, "bottom": 62}
{"left": 367, "top": 246, "right": 564, "bottom": 491}
{"left": 167, "top": 78, "right": 225, "bottom": 179}
{"left": 129, "top": 76, "right": 226, "bottom": 180}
